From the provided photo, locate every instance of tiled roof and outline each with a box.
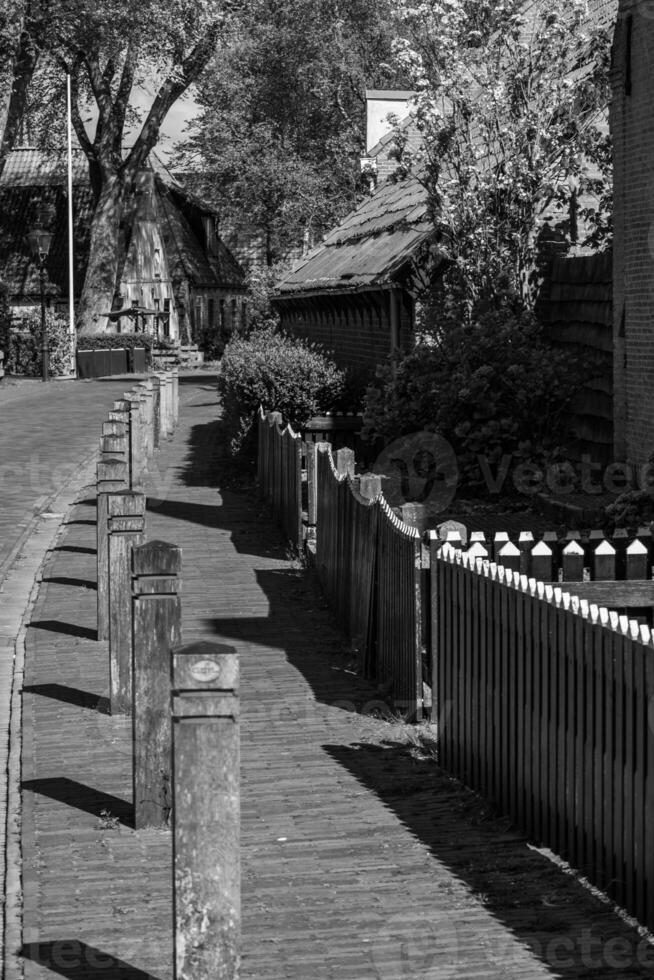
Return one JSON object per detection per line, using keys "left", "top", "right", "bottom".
{"left": 158, "top": 184, "right": 245, "bottom": 289}
{"left": 0, "top": 148, "right": 244, "bottom": 299}
{"left": 0, "top": 149, "right": 93, "bottom": 298}
{"left": 276, "top": 175, "right": 431, "bottom": 295}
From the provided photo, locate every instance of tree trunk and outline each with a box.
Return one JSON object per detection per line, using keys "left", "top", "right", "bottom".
{"left": 77, "top": 174, "right": 126, "bottom": 333}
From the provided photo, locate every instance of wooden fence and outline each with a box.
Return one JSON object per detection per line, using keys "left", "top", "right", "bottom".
{"left": 315, "top": 444, "right": 424, "bottom": 717}
{"left": 257, "top": 405, "right": 654, "bottom": 932}
{"left": 432, "top": 540, "right": 654, "bottom": 932}
{"left": 257, "top": 408, "right": 303, "bottom": 550}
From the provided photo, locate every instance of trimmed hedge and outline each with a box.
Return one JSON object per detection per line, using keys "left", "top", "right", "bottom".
{"left": 76, "top": 333, "right": 154, "bottom": 352}
{"left": 218, "top": 325, "right": 344, "bottom": 454}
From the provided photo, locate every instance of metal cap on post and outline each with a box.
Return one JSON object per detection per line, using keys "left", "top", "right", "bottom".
{"left": 172, "top": 640, "right": 239, "bottom": 980}
{"left": 132, "top": 540, "right": 182, "bottom": 830}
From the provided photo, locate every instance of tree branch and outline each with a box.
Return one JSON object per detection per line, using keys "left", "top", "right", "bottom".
{"left": 112, "top": 43, "right": 137, "bottom": 155}
{"left": 124, "top": 30, "right": 219, "bottom": 176}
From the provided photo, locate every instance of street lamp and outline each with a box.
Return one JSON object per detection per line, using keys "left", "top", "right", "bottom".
{"left": 27, "top": 211, "right": 54, "bottom": 382}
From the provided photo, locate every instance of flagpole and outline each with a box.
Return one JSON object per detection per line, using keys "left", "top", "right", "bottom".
{"left": 66, "top": 71, "right": 76, "bottom": 376}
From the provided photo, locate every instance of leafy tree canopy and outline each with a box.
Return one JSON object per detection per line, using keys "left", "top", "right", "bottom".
{"left": 179, "top": 0, "right": 408, "bottom": 264}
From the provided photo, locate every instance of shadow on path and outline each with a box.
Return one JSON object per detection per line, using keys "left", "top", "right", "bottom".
{"left": 28, "top": 620, "right": 97, "bottom": 641}
{"left": 23, "top": 683, "right": 109, "bottom": 713}
{"left": 21, "top": 941, "right": 159, "bottom": 979}
{"left": 22, "top": 777, "right": 132, "bottom": 827}
{"left": 323, "top": 738, "right": 654, "bottom": 979}
{"left": 41, "top": 576, "right": 96, "bottom": 590}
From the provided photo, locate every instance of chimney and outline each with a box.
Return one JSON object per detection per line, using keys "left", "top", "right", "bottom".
{"left": 364, "top": 89, "right": 414, "bottom": 153}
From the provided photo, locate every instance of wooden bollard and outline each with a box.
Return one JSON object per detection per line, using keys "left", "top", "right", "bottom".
{"left": 171, "top": 365, "right": 179, "bottom": 427}
{"left": 151, "top": 375, "right": 162, "bottom": 449}
{"left": 102, "top": 419, "right": 127, "bottom": 439}
{"left": 100, "top": 432, "right": 128, "bottom": 466}
{"left": 124, "top": 392, "right": 144, "bottom": 486}
{"left": 160, "top": 374, "right": 173, "bottom": 439}
{"left": 138, "top": 379, "right": 155, "bottom": 457}
{"left": 132, "top": 540, "right": 182, "bottom": 829}
{"left": 108, "top": 491, "right": 146, "bottom": 714}
{"left": 97, "top": 459, "right": 129, "bottom": 640}
{"left": 306, "top": 441, "right": 318, "bottom": 528}
{"left": 172, "top": 641, "right": 239, "bottom": 980}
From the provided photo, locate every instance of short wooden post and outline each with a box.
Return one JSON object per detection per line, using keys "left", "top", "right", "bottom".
{"left": 97, "top": 459, "right": 129, "bottom": 640}
{"left": 108, "top": 491, "right": 146, "bottom": 714}
{"left": 151, "top": 374, "right": 162, "bottom": 449}
{"left": 172, "top": 640, "right": 239, "bottom": 980}
{"left": 102, "top": 419, "right": 127, "bottom": 439}
{"left": 562, "top": 539, "right": 585, "bottom": 582}
{"left": 306, "top": 441, "right": 318, "bottom": 527}
{"left": 518, "top": 531, "right": 534, "bottom": 575}
{"left": 358, "top": 473, "right": 382, "bottom": 501}
{"left": 593, "top": 538, "right": 617, "bottom": 580}
{"left": 132, "top": 541, "right": 182, "bottom": 829}
{"left": 100, "top": 432, "right": 128, "bottom": 466}
{"left": 136, "top": 380, "right": 154, "bottom": 458}
{"left": 171, "top": 365, "right": 179, "bottom": 427}
{"left": 161, "top": 374, "right": 173, "bottom": 439}
{"left": 498, "top": 540, "right": 521, "bottom": 572}
{"left": 335, "top": 447, "right": 355, "bottom": 478}
{"left": 626, "top": 539, "right": 649, "bottom": 580}
{"left": 124, "top": 391, "right": 144, "bottom": 487}
{"left": 530, "top": 540, "right": 553, "bottom": 582}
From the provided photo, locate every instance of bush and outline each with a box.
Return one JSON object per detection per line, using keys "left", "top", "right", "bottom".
{"left": 218, "top": 325, "right": 345, "bottom": 453}
{"left": 362, "top": 309, "right": 586, "bottom": 496}
{"left": 7, "top": 310, "right": 72, "bottom": 377}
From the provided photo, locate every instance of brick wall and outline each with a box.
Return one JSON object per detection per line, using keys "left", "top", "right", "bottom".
{"left": 276, "top": 291, "right": 414, "bottom": 374}
{"left": 610, "top": 2, "right": 654, "bottom": 464}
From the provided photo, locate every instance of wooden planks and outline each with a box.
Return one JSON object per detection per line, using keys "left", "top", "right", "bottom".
{"left": 433, "top": 544, "right": 654, "bottom": 934}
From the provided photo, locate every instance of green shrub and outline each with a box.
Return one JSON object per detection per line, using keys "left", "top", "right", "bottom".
{"left": 218, "top": 325, "right": 345, "bottom": 453}
{"left": 7, "top": 311, "right": 72, "bottom": 377}
{"left": 362, "top": 309, "right": 587, "bottom": 496}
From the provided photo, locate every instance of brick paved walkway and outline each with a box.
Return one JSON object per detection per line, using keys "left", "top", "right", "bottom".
{"left": 9, "top": 376, "right": 654, "bottom": 978}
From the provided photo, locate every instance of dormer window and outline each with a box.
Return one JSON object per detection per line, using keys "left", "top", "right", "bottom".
{"left": 203, "top": 216, "right": 217, "bottom": 253}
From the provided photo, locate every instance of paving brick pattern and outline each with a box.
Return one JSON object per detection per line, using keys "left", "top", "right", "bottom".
{"left": 16, "top": 376, "right": 654, "bottom": 979}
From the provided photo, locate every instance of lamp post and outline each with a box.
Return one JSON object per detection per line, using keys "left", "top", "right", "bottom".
{"left": 27, "top": 213, "right": 54, "bottom": 383}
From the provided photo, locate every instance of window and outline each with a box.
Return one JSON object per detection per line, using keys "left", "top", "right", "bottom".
{"left": 208, "top": 298, "right": 215, "bottom": 329}
{"left": 163, "top": 298, "right": 170, "bottom": 338}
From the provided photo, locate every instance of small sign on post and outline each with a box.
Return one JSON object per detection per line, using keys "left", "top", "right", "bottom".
{"left": 97, "top": 458, "right": 129, "bottom": 641}
{"left": 172, "top": 640, "right": 239, "bottom": 980}
{"left": 108, "top": 491, "right": 146, "bottom": 714}
{"left": 132, "top": 540, "right": 182, "bottom": 830}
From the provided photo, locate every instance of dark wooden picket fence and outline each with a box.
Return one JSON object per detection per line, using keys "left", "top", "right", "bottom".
{"left": 256, "top": 408, "right": 303, "bottom": 550}
{"left": 432, "top": 541, "right": 654, "bottom": 932}
{"left": 257, "top": 404, "right": 654, "bottom": 934}
{"left": 315, "top": 444, "right": 424, "bottom": 717}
